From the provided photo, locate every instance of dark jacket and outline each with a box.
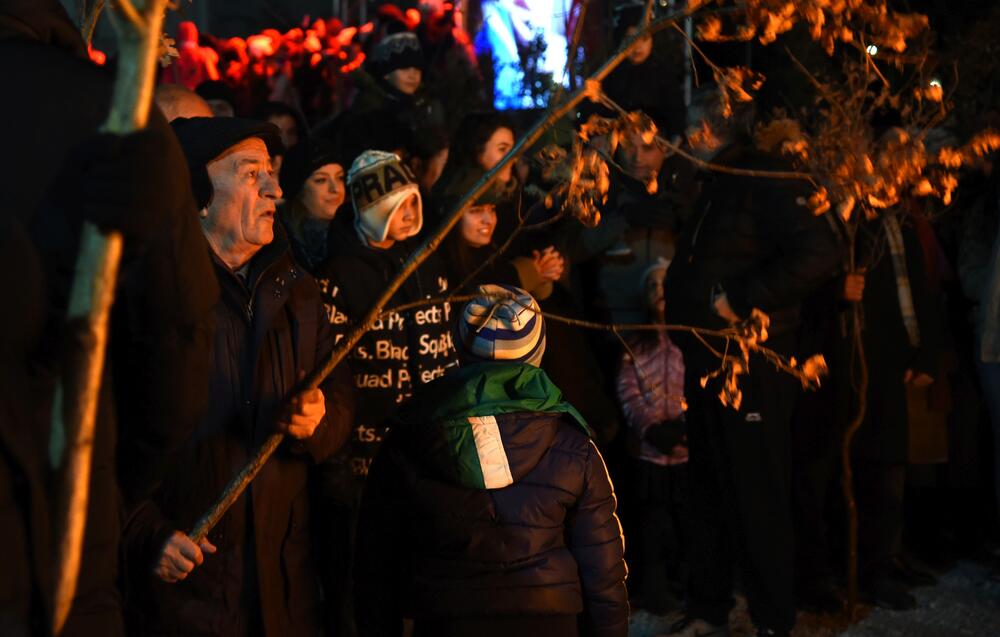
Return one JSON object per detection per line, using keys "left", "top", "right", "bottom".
{"left": 355, "top": 363, "right": 629, "bottom": 637}
{"left": 849, "top": 216, "right": 942, "bottom": 462}
{"left": 0, "top": 219, "right": 50, "bottom": 637}
{"left": 316, "top": 233, "right": 459, "bottom": 478}
{"left": 123, "top": 228, "right": 355, "bottom": 637}
{"left": 348, "top": 70, "right": 446, "bottom": 139}
{"left": 0, "top": 4, "right": 219, "bottom": 635}
{"left": 665, "top": 143, "right": 843, "bottom": 370}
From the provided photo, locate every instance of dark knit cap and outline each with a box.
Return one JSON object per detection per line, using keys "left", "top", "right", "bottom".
{"left": 366, "top": 31, "right": 424, "bottom": 78}
{"left": 280, "top": 138, "right": 345, "bottom": 202}
{"left": 171, "top": 116, "right": 283, "bottom": 209}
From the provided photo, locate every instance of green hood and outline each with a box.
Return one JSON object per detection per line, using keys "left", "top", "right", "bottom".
{"left": 400, "top": 362, "right": 589, "bottom": 490}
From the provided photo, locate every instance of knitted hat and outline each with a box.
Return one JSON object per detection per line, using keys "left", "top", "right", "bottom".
{"left": 280, "top": 138, "right": 345, "bottom": 202}
{"left": 171, "top": 116, "right": 283, "bottom": 209}
{"left": 456, "top": 284, "right": 546, "bottom": 367}
{"left": 366, "top": 31, "right": 424, "bottom": 78}
{"left": 348, "top": 150, "right": 422, "bottom": 244}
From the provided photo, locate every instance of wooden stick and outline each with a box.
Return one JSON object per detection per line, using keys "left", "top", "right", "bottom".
{"left": 52, "top": 2, "right": 167, "bottom": 634}
{"left": 842, "top": 303, "right": 868, "bottom": 620}
{"left": 188, "top": 5, "right": 699, "bottom": 543}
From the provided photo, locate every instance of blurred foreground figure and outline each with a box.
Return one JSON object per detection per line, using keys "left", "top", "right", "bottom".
{"left": 122, "top": 117, "right": 355, "bottom": 636}
{"left": 355, "top": 285, "right": 628, "bottom": 637}
{"left": 0, "top": 2, "right": 219, "bottom": 635}
{"left": 663, "top": 124, "right": 842, "bottom": 636}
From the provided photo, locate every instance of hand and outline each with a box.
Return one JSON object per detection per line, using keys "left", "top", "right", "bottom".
{"left": 841, "top": 270, "right": 866, "bottom": 303}
{"left": 644, "top": 419, "right": 687, "bottom": 454}
{"left": 154, "top": 531, "right": 216, "bottom": 583}
{"left": 278, "top": 371, "right": 326, "bottom": 440}
{"left": 532, "top": 247, "right": 565, "bottom": 283}
{"left": 904, "top": 369, "right": 934, "bottom": 388}
{"left": 713, "top": 293, "right": 740, "bottom": 323}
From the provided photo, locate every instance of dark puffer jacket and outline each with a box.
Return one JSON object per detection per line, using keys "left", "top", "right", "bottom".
{"left": 355, "top": 363, "right": 628, "bottom": 637}
{"left": 665, "top": 143, "right": 843, "bottom": 370}
{"left": 123, "top": 228, "right": 355, "bottom": 637}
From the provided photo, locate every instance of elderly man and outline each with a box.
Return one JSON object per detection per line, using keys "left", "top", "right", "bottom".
{"left": 123, "top": 117, "right": 355, "bottom": 636}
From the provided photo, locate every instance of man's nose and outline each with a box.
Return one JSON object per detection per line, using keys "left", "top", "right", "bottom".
{"left": 262, "top": 171, "right": 282, "bottom": 200}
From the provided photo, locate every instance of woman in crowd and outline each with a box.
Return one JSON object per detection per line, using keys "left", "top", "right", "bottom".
{"left": 434, "top": 110, "right": 524, "bottom": 245}
{"left": 279, "top": 137, "right": 349, "bottom": 273}
{"left": 436, "top": 166, "right": 564, "bottom": 298}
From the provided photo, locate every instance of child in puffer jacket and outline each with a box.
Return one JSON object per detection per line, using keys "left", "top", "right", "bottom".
{"left": 616, "top": 257, "right": 689, "bottom": 616}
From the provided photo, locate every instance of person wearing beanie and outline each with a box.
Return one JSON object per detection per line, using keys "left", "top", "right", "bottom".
{"left": 615, "top": 257, "right": 690, "bottom": 623}
{"left": 347, "top": 149, "right": 423, "bottom": 247}
{"left": 279, "top": 137, "right": 349, "bottom": 273}
{"left": 367, "top": 31, "right": 425, "bottom": 96}
{"left": 313, "top": 146, "right": 460, "bottom": 634}
{"left": 346, "top": 30, "right": 445, "bottom": 162}
{"left": 122, "top": 116, "right": 356, "bottom": 637}
{"left": 315, "top": 149, "right": 458, "bottom": 481}
{"left": 354, "top": 284, "right": 628, "bottom": 637}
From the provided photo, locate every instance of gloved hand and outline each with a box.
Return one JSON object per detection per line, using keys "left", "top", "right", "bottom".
{"left": 56, "top": 128, "right": 179, "bottom": 244}
{"left": 643, "top": 419, "right": 686, "bottom": 454}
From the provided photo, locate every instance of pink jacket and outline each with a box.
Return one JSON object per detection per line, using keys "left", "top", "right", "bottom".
{"left": 617, "top": 331, "right": 688, "bottom": 466}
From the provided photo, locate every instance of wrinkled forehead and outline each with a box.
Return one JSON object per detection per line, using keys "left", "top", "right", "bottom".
{"left": 209, "top": 137, "right": 272, "bottom": 169}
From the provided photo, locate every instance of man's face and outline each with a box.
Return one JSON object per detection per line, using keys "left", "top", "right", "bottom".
{"left": 386, "top": 194, "right": 420, "bottom": 242}
{"left": 621, "top": 129, "right": 666, "bottom": 183}
{"left": 625, "top": 27, "right": 653, "bottom": 65}
{"left": 204, "top": 138, "right": 282, "bottom": 254}
{"left": 385, "top": 67, "right": 423, "bottom": 95}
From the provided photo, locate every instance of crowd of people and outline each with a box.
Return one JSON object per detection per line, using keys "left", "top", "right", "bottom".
{"left": 3, "top": 1, "right": 1000, "bottom": 637}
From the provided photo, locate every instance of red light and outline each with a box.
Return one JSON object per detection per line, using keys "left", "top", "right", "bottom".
{"left": 340, "top": 52, "right": 365, "bottom": 74}
{"left": 405, "top": 8, "right": 421, "bottom": 27}
{"left": 359, "top": 22, "right": 374, "bottom": 34}
{"left": 88, "top": 46, "right": 106, "bottom": 66}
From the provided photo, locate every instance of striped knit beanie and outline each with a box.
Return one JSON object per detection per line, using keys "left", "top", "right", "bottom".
{"left": 456, "top": 284, "right": 546, "bottom": 367}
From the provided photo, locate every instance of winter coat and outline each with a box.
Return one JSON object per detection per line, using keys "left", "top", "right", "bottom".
{"left": 122, "top": 228, "right": 355, "bottom": 637}
{"left": 355, "top": 362, "right": 629, "bottom": 637}
{"left": 617, "top": 332, "right": 689, "bottom": 466}
{"left": 348, "top": 71, "right": 446, "bottom": 138}
{"left": 0, "top": 4, "right": 219, "bottom": 635}
{"left": 664, "top": 143, "right": 843, "bottom": 370}
{"left": 316, "top": 233, "right": 459, "bottom": 478}
{"left": 0, "top": 216, "right": 51, "bottom": 637}
{"left": 849, "top": 217, "right": 942, "bottom": 463}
